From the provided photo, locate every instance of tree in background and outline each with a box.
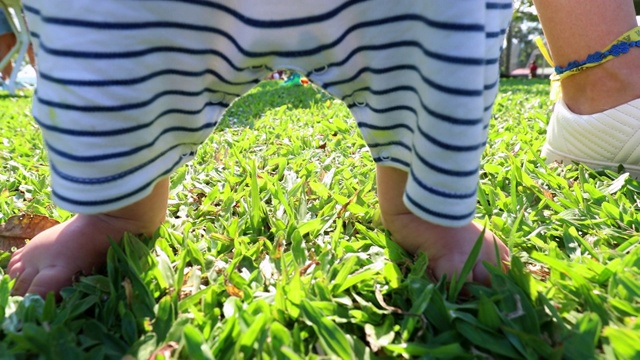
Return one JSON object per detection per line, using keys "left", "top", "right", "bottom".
{"left": 501, "top": 0, "right": 543, "bottom": 76}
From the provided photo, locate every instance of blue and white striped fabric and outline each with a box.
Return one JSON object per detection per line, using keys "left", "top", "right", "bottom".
{"left": 23, "top": 0, "right": 511, "bottom": 227}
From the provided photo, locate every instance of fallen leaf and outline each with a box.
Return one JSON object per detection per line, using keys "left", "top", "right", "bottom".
{"left": 149, "top": 342, "right": 179, "bottom": 360}
{"left": 273, "top": 238, "right": 284, "bottom": 259}
{"left": 122, "top": 278, "right": 133, "bottom": 307}
{"left": 225, "top": 280, "right": 244, "bottom": 298}
{"left": 511, "top": 142, "right": 521, "bottom": 155}
{"left": 537, "top": 184, "right": 554, "bottom": 200}
{"left": 299, "top": 260, "right": 319, "bottom": 276}
{"left": 0, "top": 214, "right": 59, "bottom": 252}
{"left": 526, "top": 262, "right": 550, "bottom": 281}
{"left": 337, "top": 190, "right": 359, "bottom": 218}
{"left": 374, "top": 284, "right": 403, "bottom": 314}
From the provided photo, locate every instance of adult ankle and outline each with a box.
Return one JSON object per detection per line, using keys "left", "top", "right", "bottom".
{"left": 561, "top": 51, "right": 640, "bottom": 115}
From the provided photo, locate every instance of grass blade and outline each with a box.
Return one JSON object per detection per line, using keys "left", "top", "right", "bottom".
{"left": 448, "top": 225, "right": 485, "bottom": 300}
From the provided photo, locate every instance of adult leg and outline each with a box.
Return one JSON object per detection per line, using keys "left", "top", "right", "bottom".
{"left": 0, "top": 33, "right": 16, "bottom": 81}
{"left": 534, "top": 0, "right": 640, "bottom": 115}
{"left": 26, "top": 43, "right": 35, "bottom": 68}
{"left": 537, "top": 0, "right": 640, "bottom": 176}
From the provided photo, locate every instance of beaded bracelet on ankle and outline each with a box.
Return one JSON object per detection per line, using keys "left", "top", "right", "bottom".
{"left": 554, "top": 26, "right": 640, "bottom": 80}
{"left": 535, "top": 26, "right": 640, "bottom": 102}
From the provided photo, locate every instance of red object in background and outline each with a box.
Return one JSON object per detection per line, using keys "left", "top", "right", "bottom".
{"left": 529, "top": 62, "right": 538, "bottom": 78}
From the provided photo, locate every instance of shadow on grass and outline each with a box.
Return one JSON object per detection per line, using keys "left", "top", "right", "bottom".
{"left": 217, "top": 81, "right": 334, "bottom": 130}
{"left": 0, "top": 91, "right": 33, "bottom": 100}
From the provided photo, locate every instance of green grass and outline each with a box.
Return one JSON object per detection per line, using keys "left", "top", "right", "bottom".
{"left": 0, "top": 78, "right": 639, "bottom": 359}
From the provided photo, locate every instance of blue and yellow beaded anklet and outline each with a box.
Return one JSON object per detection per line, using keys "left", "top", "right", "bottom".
{"left": 535, "top": 26, "right": 640, "bottom": 101}
{"left": 554, "top": 26, "right": 640, "bottom": 79}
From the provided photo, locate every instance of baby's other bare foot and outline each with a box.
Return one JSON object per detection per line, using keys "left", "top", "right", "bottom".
{"left": 8, "top": 214, "right": 135, "bottom": 297}
{"left": 376, "top": 166, "right": 508, "bottom": 286}
{"left": 7, "top": 178, "right": 169, "bottom": 297}
{"left": 383, "top": 213, "right": 509, "bottom": 286}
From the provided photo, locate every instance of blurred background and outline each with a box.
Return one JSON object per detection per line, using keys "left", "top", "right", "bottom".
{"left": 503, "top": 0, "right": 640, "bottom": 78}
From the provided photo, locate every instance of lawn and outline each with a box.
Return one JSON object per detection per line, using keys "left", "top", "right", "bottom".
{"left": 0, "top": 78, "right": 639, "bottom": 359}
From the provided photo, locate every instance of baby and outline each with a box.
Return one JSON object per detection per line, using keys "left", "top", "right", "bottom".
{"left": 9, "top": 0, "right": 511, "bottom": 296}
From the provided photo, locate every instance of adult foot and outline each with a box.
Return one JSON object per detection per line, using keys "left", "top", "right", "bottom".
{"left": 542, "top": 98, "right": 640, "bottom": 178}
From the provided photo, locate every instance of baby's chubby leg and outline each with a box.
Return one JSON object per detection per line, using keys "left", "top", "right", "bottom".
{"left": 8, "top": 178, "right": 170, "bottom": 297}
{"left": 376, "top": 166, "right": 509, "bottom": 285}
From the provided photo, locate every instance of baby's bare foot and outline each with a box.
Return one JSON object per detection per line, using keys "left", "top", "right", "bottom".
{"left": 376, "top": 165, "right": 509, "bottom": 285}
{"left": 7, "top": 214, "right": 133, "bottom": 297}
{"left": 7, "top": 178, "right": 169, "bottom": 297}
{"left": 384, "top": 212, "right": 509, "bottom": 286}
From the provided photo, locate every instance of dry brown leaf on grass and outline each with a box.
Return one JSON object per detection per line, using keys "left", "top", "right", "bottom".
{"left": 225, "top": 280, "right": 244, "bottom": 298}
{"left": 337, "top": 190, "right": 359, "bottom": 218}
{"left": 0, "top": 214, "right": 59, "bottom": 252}
{"left": 149, "top": 342, "right": 179, "bottom": 360}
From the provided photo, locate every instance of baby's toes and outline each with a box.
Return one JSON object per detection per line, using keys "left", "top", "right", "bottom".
{"left": 8, "top": 248, "right": 24, "bottom": 269}
{"left": 471, "top": 262, "right": 493, "bottom": 286}
{"left": 7, "top": 258, "right": 24, "bottom": 279}
{"left": 27, "top": 265, "right": 77, "bottom": 298}
{"left": 472, "top": 242, "right": 510, "bottom": 286}
{"left": 430, "top": 254, "right": 474, "bottom": 283}
{"left": 11, "top": 267, "right": 38, "bottom": 296}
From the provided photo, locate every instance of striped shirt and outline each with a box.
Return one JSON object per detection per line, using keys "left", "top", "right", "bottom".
{"left": 23, "top": 0, "right": 511, "bottom": 227}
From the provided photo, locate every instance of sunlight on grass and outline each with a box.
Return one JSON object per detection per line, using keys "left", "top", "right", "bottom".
{"left": 0, "top": 79, "right": 639, "bottom": 358}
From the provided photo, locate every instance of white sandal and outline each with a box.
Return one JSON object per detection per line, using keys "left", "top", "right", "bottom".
{"left": 542, "top": 98, "right": 640, "bottom": 178}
